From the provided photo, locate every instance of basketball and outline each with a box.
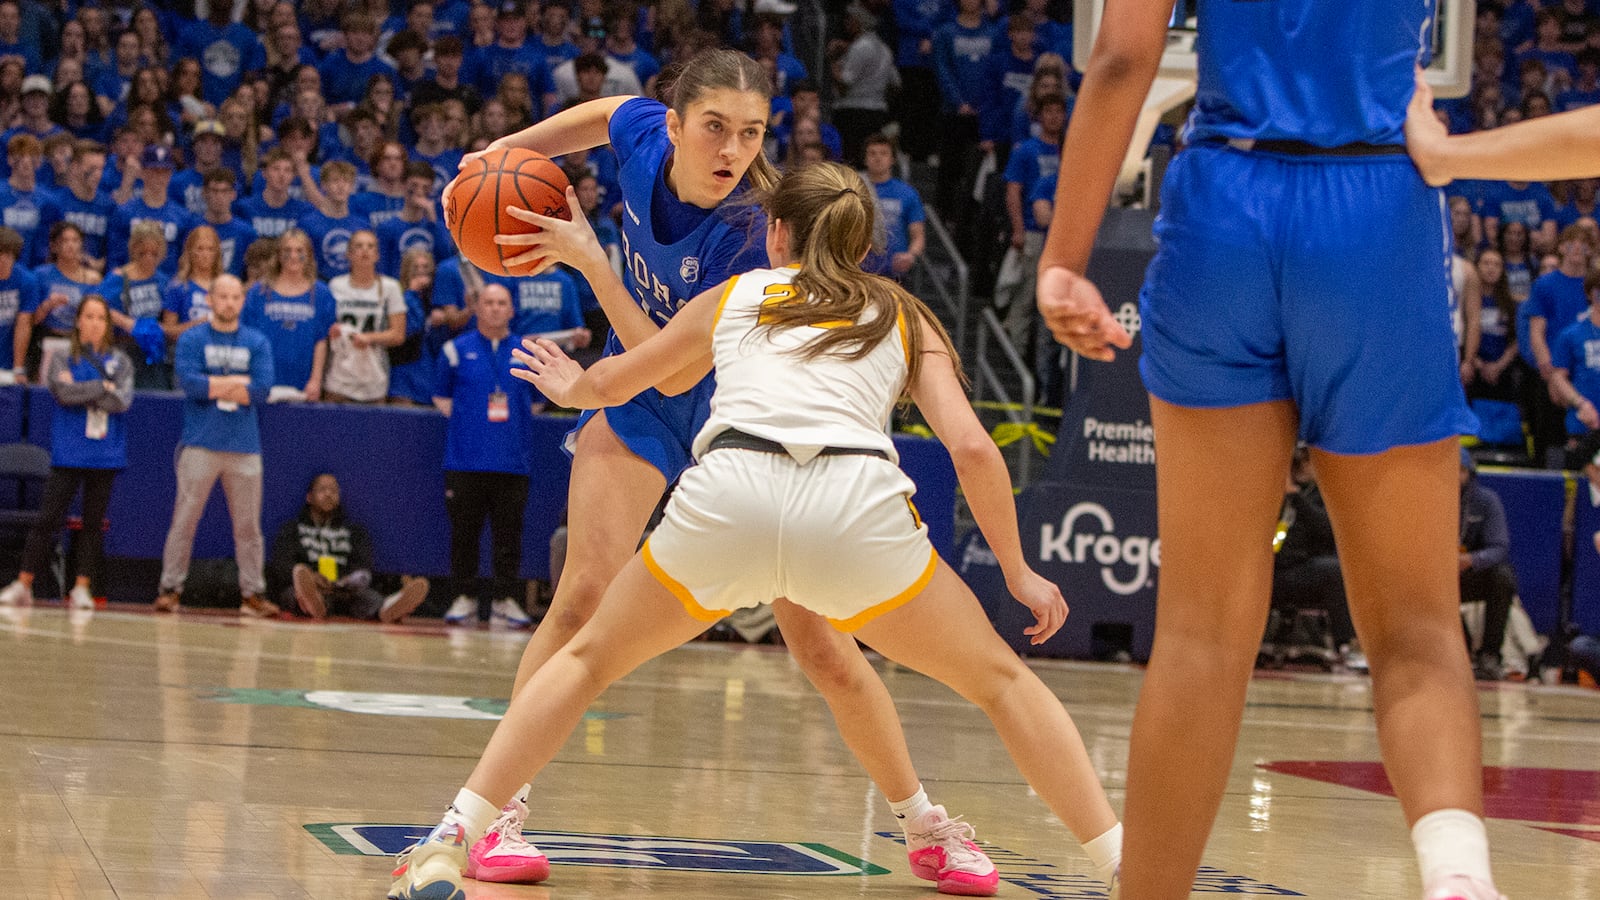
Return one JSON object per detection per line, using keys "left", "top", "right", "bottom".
{"left": 444, "top": 147, "right": 571, "bottom": 277}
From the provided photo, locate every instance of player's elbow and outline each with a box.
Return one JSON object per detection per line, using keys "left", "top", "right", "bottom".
{"left": 946, "top": 430, "right": 1001, "bottom": 472}
{"left": 1085, "top": 42, "right": 1163, "bottom": 89}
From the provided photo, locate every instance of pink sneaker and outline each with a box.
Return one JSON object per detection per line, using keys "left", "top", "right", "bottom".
{"left": 1425, "top": 874, "right": 1508, "bottom": 900}
{"left": 464, "top": 796, "right": 550, "bottom": 884}
{"left": 905, "top": 805, "right": 998, "bottom": 896}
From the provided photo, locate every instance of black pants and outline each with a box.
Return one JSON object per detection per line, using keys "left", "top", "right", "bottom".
{"left": 1521, "top": 366, "right": 1568, "bottom": 465}
{"left": 444, "top": 470, "right": 529, "bottom": 601}
{"left": 22, "top": 467, "right": 117, "bottom": 593}
{"left": 893, "top": 67, "right": 939, "bottom": 160}
{"left": 1461, "top": 562, "right": 1517, "bottom": 663}
{"left": 1271, "top": 555, "right": 1356, "bottom": 647}
{"left": 934, "top": 110, "right": 982, "bottom": 224}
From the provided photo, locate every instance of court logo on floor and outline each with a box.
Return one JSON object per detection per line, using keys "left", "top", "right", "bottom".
{"left": 306, "top": 824, "right": 891, "bottom": 876}
{"left": 203, "top": 688, "right": 629, "bottom": 721}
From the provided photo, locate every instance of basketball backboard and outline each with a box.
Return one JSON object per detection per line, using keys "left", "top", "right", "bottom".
{"left": 1071, "top": 0, "right": 1474, "bottom": 99}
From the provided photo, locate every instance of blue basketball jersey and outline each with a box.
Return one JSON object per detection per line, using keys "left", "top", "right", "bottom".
{"left": 1189, "top": 0, "right": 1435, "bottom": 147}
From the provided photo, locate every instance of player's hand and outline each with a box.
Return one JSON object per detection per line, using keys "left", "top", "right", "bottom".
{"left": 1405, "top": 66, "right": 1452, "bottom": 187}
{"left": 1007, "top": 568, "right": 1068, "bottom": 645}
{"left": 511, "top": 336, "right": 585, "bottom": 406}
{"left": 1036, "top": 265, "right": 1132, "bottom": 362}
{"left": 890, "top": 251, "right": 915, "bottom": 275}
{"left": 495, "top": 186, "right": 603, "bottom": 274}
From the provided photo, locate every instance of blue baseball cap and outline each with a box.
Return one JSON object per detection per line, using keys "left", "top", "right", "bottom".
{"left": 139, "top": 144, "right": 176, "bottom": 170}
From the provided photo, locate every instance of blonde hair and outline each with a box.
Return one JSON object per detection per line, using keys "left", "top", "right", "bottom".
{"left": 399, "top": 245, "right": 433, "bottom": 290}
{"left": 272, "top": 228, "right": 318, "bottom": 282}
{"left": 758, "top": 162, "right": 961, "bottom": 390}
{"left": 128, "top": 220, "right": 168, "bottom": 259}
{"left": 177, "top": 225, "right": 221, "bottom": 284}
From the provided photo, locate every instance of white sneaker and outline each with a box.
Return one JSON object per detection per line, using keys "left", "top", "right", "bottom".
{"left": 904, "top": 805, "right": 998, "bottom": 895}
{"left": 443, "top": 595, "right": 477, "bottom": 625}
{"left": 0, "top": 580, "right": 32, "bottom": 607}
{"left": 490, "top": 598, "right": 531, "bottom": 628}
{"left": 389, "top": 822, "right": 468, "bottom": 900}
{"left": 1425, "top": 874, "right": 1508, "bottom": 900}
{"left": 68, "top": 584, "right": 95, "bottom": 612}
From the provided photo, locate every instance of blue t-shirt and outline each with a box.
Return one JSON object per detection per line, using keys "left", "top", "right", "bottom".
{"left": 1557, "top": 87, "right": 1600, "bottom": 112}
{"left": 0, "top": 266, "right": 39, "bottom": 369}
{"left": 108, "top": 197, "right": 197, "bottom": 271}
{"left": 174, "top": 322, "right": 274, "bottom": 453}
{"left": 318, "top": 52, "right": 398, "bottom": 106}
{"left": 607, "top": 46, "right": 662, "bottom": 86}
{"left": 376, "top": 215, "right": 454, "bottom": 278}
{"left": 465, "top": 42, "right": 550, "bottom": 107}
{"left": 509, "top": 267, "right": 583, "bottom": 337}
{"left": 44, "top": 189, "right": 115, "bottom": 263}
{"left": 234, "top": 194, "right": 315, "bottom": 239}
{"left": 29, "top": 264, "right": 100, "bottom": 333}
{"left": 249, "top": 168, "right": 321, "bottom": 204}
{"left": 1188, "top": 0, "right": 1433, "bottom": 146}
{"left": 352, "top": 190, "right": 407, "bottom": 228}
{"left": 178, "top": 20, "right": 267, "bottom": 106}
{"left": 1003, "top": 137, "right": 1060, "bottom": 232}
{"left": 413, "top": 147, "right": 465, "bottom": 199}
{"left": 299, "top": 209, "right": 372, "bottom": 278}
{"left": 979, "top": 47, "right": 1036, "bottom": 142}
{"left": 101, "top": 268, "right": 172, "bottom": 323}
{"left": 49, "top": 348, "right": 130, "bottom": 469}
{"left": 1477, "top": 301, "right": 1513, "bottom": 363}
{"left": 0, "top": 183, "right": 61, "bottom": 268}
{"left": 436, "top": 328, "right": 536, "bottom": 474}
{"left": 1552, "top": 318, "right": 1600, "bottom": 434}
{"left": 1483, "top": 182, "right": 1559, "bottom": 231}
{"left": 241, "top": 280, "right": 337, "bottom": 389}
{"left": 536, "top": 37, "right": 581, "bottom": 76}
{"left": 169, "top": 169, "right": 209, "bottom": 217}
{"left": 1523, "top": 270, "right": 1591, "bottom": 366}
{"left": 164, "top": 279, "right": 212, "bottom": 325}
{"left": 864, "top": 176, "right": 926, "bottom": 274}
{"left": 204, "top": 216, "right": 258, "bottom": 278}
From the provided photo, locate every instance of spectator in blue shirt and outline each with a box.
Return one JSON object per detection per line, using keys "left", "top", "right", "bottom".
{"left": 0, "top": 227, "right": 39, "bottom": 380}
{"left": 102, "top": 221, "right": 174, "bottom": 388}
{"left": 300, "top": 160, "right": 371, "bottom": 279}
{"left": 352, "top": 141, "right": 410, "bottom": 228}
{"left": 434, "top": 282, "right": 537, "bottom": 627}
{"left": 0, "top": 1, "right": 44, "bottom": 75}
{"left": 376, "top": 162, "right": 453, "bottom": 279}
{"left": 933, "top": 0, "right": 995, "bottom": 220}
{"left": 319, "top": 12, "right": 398, "bottom": 109}
{"left": 28, "top": 221, "right": 103, "bottom": 341}
{"left": 1557, "top": 178, "right": 1599, "bottom": 229}
{"left": 532, "top": 2, "right": 580, "bottom": 76}
{"left": 157, "top": 273, "right": 281, "bottom": 618}
{"left": 162, "top": 224, "right": 224, "bottom": 348}
{"left": 195, "top": 168, "right": 255, "bottom": 277}
{"left": 978, "top": 16, "right": 1038, "bottom": 149}
{"left": 408, "top": 103, "right": 465, "bottom": 198}
{"left": 0, "top": 295, "right": 132, "bottom": 614}
{"left": 1548, "top": 267, "right": 1600, "bottom": 439}
{"left": 1524, "top": 225, "right": 1596, "bottom": 461}
{"left": 889, "top": 0, "right": 946, "bottom": 161}
{"left": 107, "top": 144, "right": 197, "bottom": 272}
{"left": 508, "top": 265, "right": 589, "bottom": 349}
{"left": 236, "top": 148, "right": 316, "bottom": 238}
{"left": 0, "top": 133, "right": 61, "bottom": 268}
{"left": 1483, "top": 180, "right": 1560, "bottom": 252}
{"left": 603, "top": 7, "right": 660, "bottom": 97}
{"left": 860, "top": 134, "right": 926, "bottom": 280}
{"left": 242, "top": 228, "right": 336, "bottom": 400}
{"left": 41, "top": 140, "right": 114, "bottom": 268}
{"left": 465, "top": 1, "right": 550, "bottom": 109}
{"left": 178, "top": 3, "right": 266, "bottom": 107}
{"left": 0, "top": 76, "right": 65, "bottom": 180}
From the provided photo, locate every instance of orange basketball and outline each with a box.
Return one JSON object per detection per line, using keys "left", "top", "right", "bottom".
{"left": 444, "top": 148, "right": 571, "bottom": 277}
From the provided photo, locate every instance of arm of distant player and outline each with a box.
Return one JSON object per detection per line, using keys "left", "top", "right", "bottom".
{"left": 496, "top": 186, "right": 714, "bottom": 393}
{"left": 907, "top": 311, "right": 1068, "bottom": 645}
{"left": 1408, "top": 69, "right": 1600, "bottom": 184}
{"left": 1034, "top": 0, "right": 1173, "bottom": 361}
{"left": 511, "top": 282, "right": 718, "bottom": 408}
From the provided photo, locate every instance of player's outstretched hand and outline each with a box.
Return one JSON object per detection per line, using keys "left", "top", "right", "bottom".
{"left": 1405, "top": 66, "right": 1451, "bottom": 187}
{"left": 512, "top": 336, "right": 585, "bottom": 407}
{"left": 1036, "top": 266, "right": 1131, "bottom": 362}
{"left": 495, "top": 186, "right": 602, "bottom": 274}
{"left": 1008, "top": 569, "right": 1068, "bottom": 646}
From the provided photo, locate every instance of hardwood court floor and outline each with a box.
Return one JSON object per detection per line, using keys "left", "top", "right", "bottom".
{"left": 0, "top": 604, "right": 1593, "bottom": 899}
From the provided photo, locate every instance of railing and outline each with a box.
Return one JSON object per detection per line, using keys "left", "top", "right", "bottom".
{"left": 972, "top": 307, "right": 1038, "bottom": 484}
{"left": 910, "top": 205, "right": 970, "bottom": 358}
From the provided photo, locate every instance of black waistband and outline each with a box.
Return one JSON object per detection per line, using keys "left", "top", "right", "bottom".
{"left": 1209, "top": 137, "right": 1407, "bottom": 157}
{"left": 706, "top": 429, "right": 890, "bottom": 461}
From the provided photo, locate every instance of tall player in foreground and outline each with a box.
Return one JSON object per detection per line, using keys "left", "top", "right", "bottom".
{"left": 441, "top": 49, "right": 1006, "bottom": 894}
{"left": 389, "top": 161, "right": 1122, "bottom": 900}
{"left": 1036, "top": 3, "right": 1504, "bottom": 900}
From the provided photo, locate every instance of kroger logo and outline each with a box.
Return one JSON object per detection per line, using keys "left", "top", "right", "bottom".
{"left": 1112, "top": 301, "right": 1141, "bottom": 339}
{"left": 1039, "top": 502, "right": 1159, "bottom": 596}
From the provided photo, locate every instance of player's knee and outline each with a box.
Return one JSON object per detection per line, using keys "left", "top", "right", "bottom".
{"left": 790, "top": 636, "right": 868, "bottom": 693}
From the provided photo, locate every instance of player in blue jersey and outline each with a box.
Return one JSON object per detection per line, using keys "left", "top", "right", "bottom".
{"left": 1037, "top": 4, "right": 1504, "bottom": 900}
{"left": 436, "top": 49, "right": 1006, "bottom": 895}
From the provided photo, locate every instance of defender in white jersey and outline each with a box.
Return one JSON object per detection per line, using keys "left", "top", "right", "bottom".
{"left": 388, "top": 162, "right": 1123, "bottom": 900}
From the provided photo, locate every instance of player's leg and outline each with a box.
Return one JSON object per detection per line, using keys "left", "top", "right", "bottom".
{"left": 511, "top": 412, "right": 666, "bottom": 693}
{"left": 1313, "top": 440, "right": 1500, "bottom": 900}
{"left": 391, "top": 556, "right": 709, "bottom": 900}
{"left": 851, "top": 562, "right": 1122, "bottom": 886}
{"left": 774, "top": 599, "right": 999, "bottom": 895}
{"left": 1126, "top": 397, "right": 1298, "bottom": 900}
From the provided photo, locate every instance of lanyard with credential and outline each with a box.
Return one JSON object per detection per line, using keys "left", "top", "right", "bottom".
{"left": 486, "top": 335, "right": 509, "bottom": 423}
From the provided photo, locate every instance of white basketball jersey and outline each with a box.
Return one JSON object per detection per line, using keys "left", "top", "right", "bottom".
{"left": 692, "top": 266, "right": 909, "bottom": 464}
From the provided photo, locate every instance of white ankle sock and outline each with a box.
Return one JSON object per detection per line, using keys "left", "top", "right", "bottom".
{"left": 513, "top": 783, "right": 531, "bottom": 805}
{"left": 889, "top": 785, "right": 935, "bottom": 825}
{"left": 1412, "top": 809, "right": 1493, "bottom": 888}
{"left": 1083, "top": 822, "right": 1122, "bottom": 886}
{"left": 440, "top": 788, "right": 501, "bottom": 846}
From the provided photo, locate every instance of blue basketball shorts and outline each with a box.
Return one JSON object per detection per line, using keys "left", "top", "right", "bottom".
{"left": 1138, "top": 142, "right": 1478, "bottom": 455}
{"left": 566, "top": 373, "right": 715, "bottom": 482}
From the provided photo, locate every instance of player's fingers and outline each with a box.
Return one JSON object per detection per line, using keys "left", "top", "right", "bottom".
{"left": 501, "top": 249, "right": 549, "bottom": 269}
{"left": 492, "top": 232, "right": 544, "bottom": 246}
{"left": 503, "top": 205, "right": 562, "bottom": 228}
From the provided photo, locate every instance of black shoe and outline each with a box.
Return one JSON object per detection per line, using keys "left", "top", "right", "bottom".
{"left": 1473, "top": 654, "right": 1504, "bottom": 682}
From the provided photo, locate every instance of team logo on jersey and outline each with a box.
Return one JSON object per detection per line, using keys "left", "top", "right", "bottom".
{"left": 322, "top": 229, "right": 353, "bottom": 272}
{"left": 203, "top": 39, "right": 243, "bottom": 78}
{"left": 680, "top": 257, "right": 701, "bottom": 283}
